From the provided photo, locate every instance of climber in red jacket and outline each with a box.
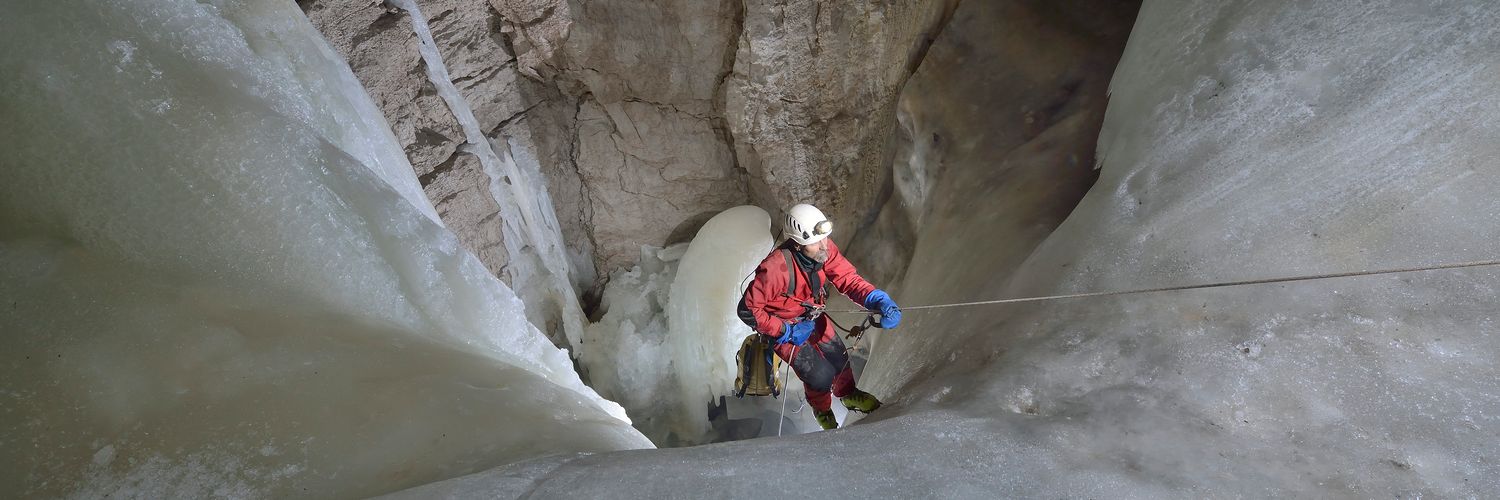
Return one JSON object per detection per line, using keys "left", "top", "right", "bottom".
{"left": 741, "top": 203, "right": 902, "bottom": 430}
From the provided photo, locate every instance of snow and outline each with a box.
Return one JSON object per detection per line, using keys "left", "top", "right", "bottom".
{"left": 0, "top": 0, "right": 648, "bottom": 498}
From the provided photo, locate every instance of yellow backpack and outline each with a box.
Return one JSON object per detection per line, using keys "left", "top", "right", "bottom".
{"left": 732, "top": 333, "right": 783, "bottom": 398}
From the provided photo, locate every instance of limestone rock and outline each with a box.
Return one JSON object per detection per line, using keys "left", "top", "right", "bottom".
{"left": 724, "top": 0, "right": 960, "bottom": 238}
{"left": 302, "top": 0, "right": 754, "bottom": 297}
{"left": 420, "top": 0, "right": 529, "bottom": 134}
{"left": 485, "top": 0, "right": 570, "bottom": 80}
{"left": 551, "top": 0, "right": 740, "bottom": 113}
{"left": 424, "top": 152, "right": 512, "bottom": 274}
{"left": 300, "top": 0, "right": 564, "bottom": 292}
{"left": 301, "top": 0, "right": 961, "bottom": 314}
{"left": 490, "top": 0, "right": 752, "bottom": 281}
{"left": 299, "top": 0, "right": 463, "bottom": 178}
{"left": 851, "top": 0, "right": 1137, "bottom": 291}
{"left": 574, "top": 98, "right": 745, "bottom": 272}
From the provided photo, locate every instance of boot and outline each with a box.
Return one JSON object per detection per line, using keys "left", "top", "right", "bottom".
{"left": 840, "top": 389, "right": 882, "bottom": 414}
{"left": 814, "top": 409, "right": 838, "bottom": 430}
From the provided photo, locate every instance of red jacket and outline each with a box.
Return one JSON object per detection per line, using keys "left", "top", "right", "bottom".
{"left": 743, "top": 239, "right": 877, "bottom": 345}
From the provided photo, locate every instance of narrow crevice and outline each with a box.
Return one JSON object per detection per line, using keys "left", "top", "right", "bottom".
{"left": 570, "top": 94, "right": 607, "bottom": 320}
{"left": 450, "top": 62, "right": 506, "bottom": 89}
{"left": 417, "top": 150, "right": 460, "bottom": 188}
{"left": 487, "top": 99, "right": 546, "bottom": 137}
{"left": 712, "top": 0, "right": 751, "bottom": 205}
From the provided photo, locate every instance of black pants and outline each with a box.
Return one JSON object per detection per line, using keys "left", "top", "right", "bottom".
{"left": 786, "top": 335, "right": 853, "bottom": 408}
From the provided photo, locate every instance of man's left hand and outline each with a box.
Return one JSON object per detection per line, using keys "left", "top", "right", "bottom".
{"left": 864, "top": 289, "right": 901, "bottom": 329}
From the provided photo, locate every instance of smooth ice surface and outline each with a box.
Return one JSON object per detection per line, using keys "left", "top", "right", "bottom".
{"left": 579, "top": 206, "right": 836, "bottom": 445}
{"left": 0, "top": 1, "right": 649, "bottom": 497}
{"left": 389, "top": 0, "right": 1500, "bottom": 497}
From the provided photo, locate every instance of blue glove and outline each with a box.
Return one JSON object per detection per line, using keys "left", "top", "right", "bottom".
{"left": 864, "top": 289, "right": 901, "bottom": 329}
{"left": 779, "top": 320, "right": 818, "bottom": 346}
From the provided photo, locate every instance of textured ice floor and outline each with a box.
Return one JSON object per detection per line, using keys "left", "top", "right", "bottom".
{"left": 388, "top": 269, "right": 1500, "bottom": 498}
{"left": 387, "top": 0, "right": 1500, "bottom": 497}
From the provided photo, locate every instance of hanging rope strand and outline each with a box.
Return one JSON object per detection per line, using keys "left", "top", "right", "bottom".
{"left": 829, "top": 258, "right": 1500, "bottom": 314}
{"left": 776, "top": 361, "right": 790, "bottom": 436}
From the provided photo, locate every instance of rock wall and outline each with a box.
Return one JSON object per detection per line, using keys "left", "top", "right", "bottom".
{"left": 851, "top": 0, "right": 1139, "bottom": 291}
{"left": 299, "top": 0, "right": 959, "bottom": 309}
{"left": 300, "top": 0, "right": 583, "bottom": 291}
{"left": 723, "top": 0, "right": 959, "bottom": 239}
{"left": 548, "top": 0, "right": 747, "bottom": 279}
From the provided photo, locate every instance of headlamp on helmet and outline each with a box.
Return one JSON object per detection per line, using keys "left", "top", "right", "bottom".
{"left": 784, "top": 204, "right": 833, "bottom": 245}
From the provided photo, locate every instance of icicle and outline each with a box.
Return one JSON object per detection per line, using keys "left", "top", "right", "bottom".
{"left": 387, "top": 0, "right": 585, "bottom": 350}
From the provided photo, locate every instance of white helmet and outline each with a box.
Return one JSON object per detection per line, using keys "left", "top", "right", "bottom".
{"left": 784, "top": 204, "right": 833, "bottom": 245}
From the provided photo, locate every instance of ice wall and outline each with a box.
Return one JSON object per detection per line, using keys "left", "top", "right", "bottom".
{"left": 0, "top": 0, "right": 650, "bottom": 497}
{"left": 867, "top": 0, "right": 1500, "bottom": 494}
{"left": 386, "top": 0, "right": 1500, "bottom": 497}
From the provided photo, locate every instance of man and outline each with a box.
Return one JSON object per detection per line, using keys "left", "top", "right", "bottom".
{"left": 742, "top": 203, "right": 902, "bottom": 430}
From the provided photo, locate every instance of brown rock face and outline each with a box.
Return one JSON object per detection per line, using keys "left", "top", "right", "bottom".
{"left": 724, "top": 0, "right": 959, "bottom": 240}
{"left": 573, "top": 99, "right": 744, "bottom": 274}
{"left": 299, "top": 0, "right": 743, "bottom": 301}
{"left": 298, "top": 0, "right": 539, "bottom": 285}
{"left": 537, "top": 0, "right": 749, "bottom": 276}
{"left": 299, "top": 1, "right": 461, "bottom": 177}
{"left": 849, "top": 0, "right": 1141, "bottom": 291}
{"left": 299, "top": 0, "right": 960, "bottom": 310}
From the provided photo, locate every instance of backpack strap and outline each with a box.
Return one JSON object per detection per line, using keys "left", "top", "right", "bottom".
{"left": 733, "top": 335, "right": 755, "bottom": 398}
{"left": 781, "top": 248, "right": 826, "bottom": 302}
{"left": 766, "top": 347, "right": 780, "bottom": 398}
{"left": 735, "top": 353, "right": 752, "bottom": 398}
{"left": 780, "top": 249, "right": 798, "bottom": 297}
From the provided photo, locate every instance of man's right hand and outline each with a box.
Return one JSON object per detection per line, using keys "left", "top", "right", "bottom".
{"left": 778, "top": 320, "right": 818, "bottom": 346}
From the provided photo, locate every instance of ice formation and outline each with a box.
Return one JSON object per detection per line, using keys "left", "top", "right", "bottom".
{"left": 8, "top": 0, "right": 1500, "bottom": 497}
{"left": 385, "top": 0, "right": 588, "bottom": 353}
{"left": 387, "top": 0, "right": 1500, "bottom": 497}
{"left": 579, "top": 206, "right": 842, "bottom": 444}
{"left": 0, "top": 1, "right": 649, "bottom": 498}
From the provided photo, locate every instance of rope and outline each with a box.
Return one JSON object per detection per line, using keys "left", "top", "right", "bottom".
{"left": 830, "top": 258, "right": 1500, "bottom": 314}
{"left": 776, "top": 359, "right": 791, "bottom": 436}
